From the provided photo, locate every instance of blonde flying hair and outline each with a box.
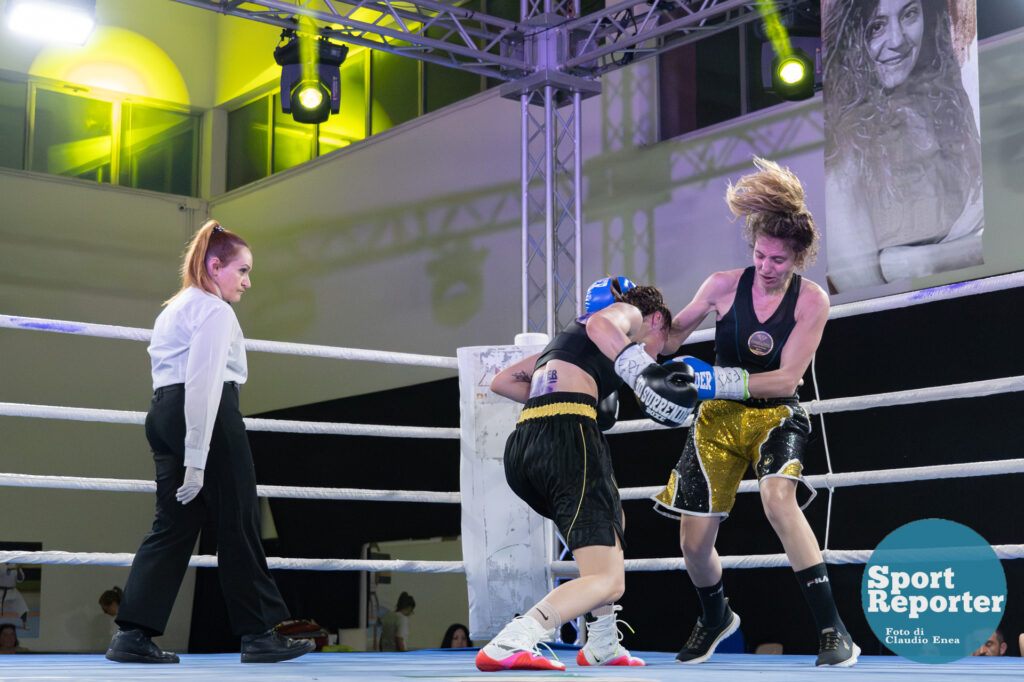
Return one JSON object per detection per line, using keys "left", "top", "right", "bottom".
{"left": 165, "top": 219, "right": 249, "bottom": 305}
{"left": 726, "top": 157, "right": 819, "bottom": 269}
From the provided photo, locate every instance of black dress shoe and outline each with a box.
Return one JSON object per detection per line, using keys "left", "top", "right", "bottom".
{"left": 240, "top": 628, "right": 316, "bottom": 663}
{"left": 105, "top": 629, "right": 180, "bottom": 663}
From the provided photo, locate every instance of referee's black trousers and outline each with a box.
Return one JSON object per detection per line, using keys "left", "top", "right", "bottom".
{"left": 117, "top": 382, "right": 289, "bottom": 637}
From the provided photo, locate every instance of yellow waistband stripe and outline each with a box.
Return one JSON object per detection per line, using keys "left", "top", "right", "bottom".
{"left": 518, "top": 402, "right": 597, "bottom": 424}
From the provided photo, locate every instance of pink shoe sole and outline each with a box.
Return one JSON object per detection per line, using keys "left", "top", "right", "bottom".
{"left": 576, "top": 649, "right": 646, "bottom": 666}
{"left": 476, "top": 649, "right": 566, "bottom": 672}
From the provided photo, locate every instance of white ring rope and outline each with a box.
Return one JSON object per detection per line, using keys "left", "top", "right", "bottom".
{"left": 603, "top": 373, "right": 1024, "bottom": 434}
{"left": 4, "top": 269, "right": 1022, "bottom": 359}
{"left": 0, "top": 402, "right": 459, "bottom": 439}
{"left": 4, "top": 371, "right": 1018, "bottom": 437}
{"left": 0, "top": 551, "right": 464, "bottom": 573}
{"left": 0, "top": 473, "right": 459, "bottom": 503}
{"left": 0, "top": 372, "right": 1005, "bottom": 448}
{"left": 0, "top": 314, "right": 458, "bottom": 369}
{"left": 4, "top": 545, "right": 1023, "bottom": 574}
{"left": 563, "top": 544, "right": 1024, "bottom": 574}
{"left": 3, "top": 457, "right": 1023, "bottom": 503}
{"left": 683, "top": 269, "right": 1024, "bottom": 344}
{"left": 619, "top": 458, "right": 1024, "bottom": 500}
{"left": 801, "top": 375, "right": 1024, "bottom": 415}
{"left": 811, "top": 352, "right": 837, "bottom": 551}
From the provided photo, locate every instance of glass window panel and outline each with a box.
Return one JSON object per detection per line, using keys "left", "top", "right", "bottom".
{"left": 423, "top": 21, "right": 483, "bottom": 114}
{"left": 227, "top": 96, "right": 270, "bottom": 191}
{"left": 979, "top": 2, "right": 1024, "bottom": 39}
{"left": 119, "top": 102, "right": 198, "bottom": 196}
{"left": 483, "top": 0, "right": 518, "bottom": 21}
{"left": 32, "top": 88, "right": 112, "bottom": 183}
{"left": 0, "top": 79, "right": 27, "bottom": 170}
{"left": 745, "top": 26, "right": 786, "bottom": 115}
{"left": 369, "top": 49, "right": 418, "bottom": 135}
{"left": 317, "top": 50, "right": 367, "bottom": 155}
{"left": 482, "top": 2, "right": 604, "bottom": 21}
{"left": 694, "top": 28, "right": 741, "bottom": 129}
{"left": 658, "top": 28, "right": 741, "bottom": 139}
{"left": 424, "top": 60, "right": 482, "bottom": 114}
{"left": 272, "top": 93, "right": 316, "bottom": 174}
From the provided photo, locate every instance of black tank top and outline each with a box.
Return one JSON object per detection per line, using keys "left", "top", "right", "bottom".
{"left": 534, "top": 317, "right": 621, "bottom": 400}
{"left": 715, "top": 266, "right": 801, "bottom": 374}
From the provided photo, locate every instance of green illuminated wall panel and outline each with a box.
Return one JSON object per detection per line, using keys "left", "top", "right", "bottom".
{"left": 31, "top": 88, "right": 113, "bottom": 182}
{"left": 119, "top": 102, "right": 198, "bottom": 195}
{"left": 0, "top": 80, "right": 27, "bottom": 170}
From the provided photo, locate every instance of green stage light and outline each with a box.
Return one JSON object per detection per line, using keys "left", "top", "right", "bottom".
{"left": 296, "top": 83, "right": 325, "bottom": 110}
{"left": 771, "top": 47, "right": 814, "bottom": 100}
{"left": 778, "top": 57, "right": 806, "bottom": 85}
{"left": 274, "top": 29, "right": 348, "bottom": 125}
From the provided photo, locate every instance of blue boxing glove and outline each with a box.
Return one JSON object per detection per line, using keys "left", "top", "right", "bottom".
{"left": 596, "top": 391, "right": 619, "bottom": 432}
{"left": 669, "top": 356, "right": 749, "bottom": 401}
{"left": 614, "top": 343, "right": 698, "bottom": 427}
{"left": 585, "top": 276, "right": 637, "bottom": 313}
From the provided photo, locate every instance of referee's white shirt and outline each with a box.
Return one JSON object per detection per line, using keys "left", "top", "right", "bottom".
{"left": 148, "top": 286, "right": 247, "bottom": 470}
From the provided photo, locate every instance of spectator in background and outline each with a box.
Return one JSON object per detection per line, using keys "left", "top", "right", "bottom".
{"left": 99, "top": 586, "right": 123, "bottom": 636}
{"left": 0, "top": 564, "right": 29, "bottom": 630}
{"left": 0, "top": 623, "right": 24, "bottom": 654}
{"left": 973, "top": 629, "right": 1007, "bottom": 656}
{"left": 441, "top": 623, "right": 472, "bottom": 649}
{"left": 98, "top": 586, "right": 122, "bottom": 617}
{"left": 380, "top": 593, "right": 415, "bottom": 652}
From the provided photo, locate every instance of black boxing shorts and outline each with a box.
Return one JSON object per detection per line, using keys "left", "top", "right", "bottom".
{"left": 503, "top": 392, "right": 624, "bottom": 551}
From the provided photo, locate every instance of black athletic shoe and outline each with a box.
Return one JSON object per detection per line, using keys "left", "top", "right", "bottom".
{"left": 240, "top": 628, "right": 316, "bottom": 663}
{"left": 105, "top": 629, "right": 180, "bottom": 664}
{"left": 675, "top": 600, "right": 741, "bottom": 664}
{"left": 816, "top": 627, "right": 860, "bottom": 667}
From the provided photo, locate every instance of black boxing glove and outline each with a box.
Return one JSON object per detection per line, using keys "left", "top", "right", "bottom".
{"left": 596, "top": 391, "right": 619, "bottom": 432}
{"left": 614, "top": 343, "right": 697, "bottom": 427}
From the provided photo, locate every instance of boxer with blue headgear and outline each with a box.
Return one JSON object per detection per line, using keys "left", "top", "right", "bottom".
{"left": 585, "top": 276, "right": 636, "bottom": 313}
{"left": 481, "top": 282, "right": 696, "bottom": 673}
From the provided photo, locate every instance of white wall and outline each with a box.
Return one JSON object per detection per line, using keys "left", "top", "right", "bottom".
{"left": 0, "top": 171, "right": 206, "bottom": 652}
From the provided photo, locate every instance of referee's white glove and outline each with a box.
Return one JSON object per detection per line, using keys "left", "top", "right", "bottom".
{"left": 176, "top": 466, "right": 204, "bottom": 504}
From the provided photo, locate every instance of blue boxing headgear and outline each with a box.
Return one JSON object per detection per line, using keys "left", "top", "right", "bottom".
{"left": 585, "top": 276, "right": 637, "bottom": 313}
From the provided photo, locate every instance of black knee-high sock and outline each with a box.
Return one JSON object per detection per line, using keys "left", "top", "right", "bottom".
{"left": 695, "top": 580, "right": 727, "bottom": 627}
{"left": 795, "top": 563, "right": 845, "bottom": 632}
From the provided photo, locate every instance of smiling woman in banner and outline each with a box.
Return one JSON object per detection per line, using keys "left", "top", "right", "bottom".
{"left": 822, "top": 0, "right": 984, "bottom": 292}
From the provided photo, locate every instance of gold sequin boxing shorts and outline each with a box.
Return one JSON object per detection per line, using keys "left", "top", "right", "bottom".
{"left": 651, "top": 397, "right": 812, "bottom": 518}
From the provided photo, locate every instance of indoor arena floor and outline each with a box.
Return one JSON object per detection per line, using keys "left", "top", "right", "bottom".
{"left": 2, "top": 649, "right": 1024, "bottom": 681}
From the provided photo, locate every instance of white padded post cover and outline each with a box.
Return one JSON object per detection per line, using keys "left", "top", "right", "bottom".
{"left": 457, "top": 343, "right": 553, "bottom": 639}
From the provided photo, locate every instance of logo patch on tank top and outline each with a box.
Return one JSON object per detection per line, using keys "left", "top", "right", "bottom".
{"left": 747, "top": 330, "right": 774, "bottom": 356}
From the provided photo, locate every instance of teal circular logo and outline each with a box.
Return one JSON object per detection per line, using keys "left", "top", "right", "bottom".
{"left": 862, "top": 519, "right": 1006, "bottom": 663}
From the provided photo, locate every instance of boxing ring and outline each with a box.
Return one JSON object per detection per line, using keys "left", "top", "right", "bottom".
{"left": 2, "top": 649, "right": 1023, "bottom": 681}
{"left": 3, "top": 272, "right": 1024, "bottom": 680}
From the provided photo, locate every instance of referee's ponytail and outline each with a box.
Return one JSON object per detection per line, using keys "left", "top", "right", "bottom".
{"left": 166, "top": 219, "right": 249, "bottom": 304}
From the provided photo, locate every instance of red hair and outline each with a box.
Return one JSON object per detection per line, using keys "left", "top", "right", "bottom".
{"left": 165, "top": 219, "right": 249, "bottom": 304}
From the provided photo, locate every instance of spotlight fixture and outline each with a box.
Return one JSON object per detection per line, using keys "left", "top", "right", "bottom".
{"left": 771, "top": 47, "right": 815, "bottom": 100}
{"left": 5, "top": 0, "right": 95, "bottom": 45}
{"left": 273, "top": 29, "right": 348, "bottom": 124}
{"left": 761, "top": 34, "right": 821, "bottom": 102}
